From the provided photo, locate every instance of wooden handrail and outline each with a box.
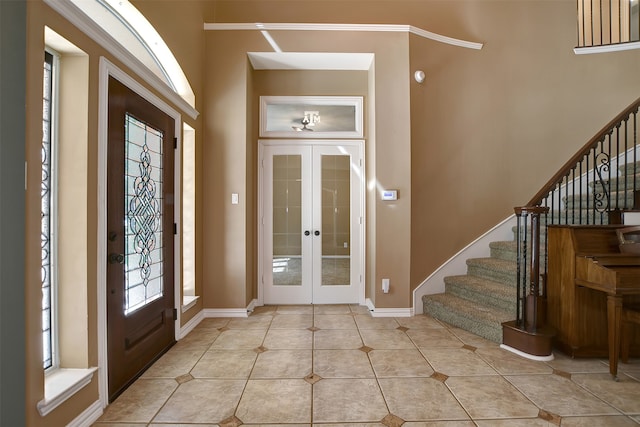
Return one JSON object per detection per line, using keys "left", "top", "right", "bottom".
{"left": 527, "top": 96, "right": 640, "bottom": 207}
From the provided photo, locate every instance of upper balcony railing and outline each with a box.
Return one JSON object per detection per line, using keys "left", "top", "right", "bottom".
{"left": 577, "top": 0, "right": 640, "bottom": 47}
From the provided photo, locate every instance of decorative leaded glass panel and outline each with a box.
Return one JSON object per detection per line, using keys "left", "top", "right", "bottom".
{"left": 124, "top": 113, "right": 164, "bottom": 315}
{"left": 41, "top": 51, "right": 54, "bottom": 370}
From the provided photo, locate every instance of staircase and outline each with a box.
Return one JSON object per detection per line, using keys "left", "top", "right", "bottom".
{"left": 423, "top": 162, "right": 640, "bottom": 344}
{"left": 422, "top": 238, "right": 519, "bottom": 343}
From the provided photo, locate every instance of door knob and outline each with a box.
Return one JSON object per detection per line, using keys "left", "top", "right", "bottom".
{"left": 108, "top": 253, "right": 125, "bottom": 264}
{"left": 304, "top": 230, "right": 310, "bottom": 236}
{"left": 314, "top": 230, "right": 320, "bottom": 236}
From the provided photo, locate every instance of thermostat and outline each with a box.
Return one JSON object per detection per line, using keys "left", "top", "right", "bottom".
{"left": 381, "top": 190, "right": 398, "bottom": 201}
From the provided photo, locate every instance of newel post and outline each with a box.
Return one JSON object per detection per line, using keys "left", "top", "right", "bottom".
{"left": 501, "top": 206, "right": 555, "bottom": 359}
{"left": 515, "top": 206, "right": 548, "bottom": 331}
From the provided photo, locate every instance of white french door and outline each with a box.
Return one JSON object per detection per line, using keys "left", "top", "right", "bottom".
{"left": 259, "top": 140, "right": 364, "bottom": 305}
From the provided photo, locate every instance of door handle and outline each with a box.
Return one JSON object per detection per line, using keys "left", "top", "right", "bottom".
{"left": 109, "top": 253, "right": 125, "bottom": 264}
{"left": 304, "top": 230, "right": 310, "bottom": 236}
{"left": 314, "top": 230, "right": 320, "bottom": 236}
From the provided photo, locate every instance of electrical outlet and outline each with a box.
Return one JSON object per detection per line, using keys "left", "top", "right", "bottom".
{"left": 382, "top": 278, "right": 390, "bottom": 293}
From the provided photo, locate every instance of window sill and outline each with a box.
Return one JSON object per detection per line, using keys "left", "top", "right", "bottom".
{"left": 182, "top": 295, "right": 200, "bottom": 312}
{"left": 37, "top": 367, "right": 97, "bottom": 417}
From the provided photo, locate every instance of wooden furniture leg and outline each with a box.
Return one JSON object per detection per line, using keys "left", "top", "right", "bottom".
{"left": 606, "top": 295, "right": 623, "bottom": 379}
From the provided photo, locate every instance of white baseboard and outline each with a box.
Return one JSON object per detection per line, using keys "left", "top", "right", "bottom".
{"left": 365, "top": 298, "right": 413, "bottom": 317}
{"left": 179, "top": 309, "right": 204, "bottom": 339}
{"left": 500, "top": 344, "right": 555, "bottom": 362}
{"left": 67, "top": 399, "right": 103, "bottom": 427}
{"left": 365, "top": 298, "right": 375, "bottom": 312}
{"left": 179, "top": 300, "right": 259, "bottom": 339}
{"left": 246, "top": 299, "right": 258, "bottom": 313}
{"left": 203, "top": 308, "right": 251, "bottom": 318}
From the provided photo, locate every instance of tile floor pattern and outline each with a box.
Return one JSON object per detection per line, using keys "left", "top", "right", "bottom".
{"left": 94, "top": 305, "right": 640, "bottom": 426}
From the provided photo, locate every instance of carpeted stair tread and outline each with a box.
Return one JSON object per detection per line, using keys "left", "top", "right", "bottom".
{"left": 617, "top": 161, "right": 640, "bottom": 176}
{"left": 444, "top": 275, "right": 516, "bottom": 313}
{"left": 563, "top": 192, "right": 634, "bottom": 210}
{"left": 540, "top": 211, "right": 609, "bottom": 225}
{"left": 490, "top": 240, "right": 547, "bottom": 265}
{"left": 466, "top": 257, "right": 517, "bottom": 286}
{"left": 489, "top": 241, "right": 517, "bottom": 261}
{"left": 592, "top": 176, "right": 640, "bottom": 192}
{"left": 422, "top": 293, "right": 512, "bottom": 343}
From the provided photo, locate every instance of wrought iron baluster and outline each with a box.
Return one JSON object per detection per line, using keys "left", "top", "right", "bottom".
{"left": 633, "top": 108, "right": 640, "bottom": 209}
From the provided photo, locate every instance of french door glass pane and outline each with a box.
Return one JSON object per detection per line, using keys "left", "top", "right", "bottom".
{"left": 124, "top": 113, "right": 164, "bottom": 314}
{"left": 272, "top": 154, "right": 302, "bottom": 286}
{"left": 321, "top": 155, "right": 351, "bottom": 286}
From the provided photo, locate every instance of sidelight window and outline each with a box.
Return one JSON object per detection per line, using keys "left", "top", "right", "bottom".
{"left": 42, "top": 50, "right": 58, "bottom": 371}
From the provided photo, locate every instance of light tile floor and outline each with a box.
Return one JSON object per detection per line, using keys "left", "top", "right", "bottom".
{"left": 93, "top": 304, "right": 640, "bottom": 426}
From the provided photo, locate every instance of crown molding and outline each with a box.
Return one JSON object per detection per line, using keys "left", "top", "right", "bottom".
{"left": 204, "top": 22, "right": 483, "bottom": 50}
{"left": 43, "top": 0, "right": 199, "bottom": 119}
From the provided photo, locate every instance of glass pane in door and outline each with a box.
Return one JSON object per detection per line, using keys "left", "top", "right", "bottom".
{"left": 124, "top": 114, "right": 164, "bottom": 314}
{"left": 272, "top": 154, "right": 302, "bottom": 286}
{"left": 321, "top": 155, "right": 351, "bottom": 286}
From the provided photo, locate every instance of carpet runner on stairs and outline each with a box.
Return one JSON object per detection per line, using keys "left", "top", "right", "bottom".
{"left": 422, "top": 248, "right": 518, "bottom": 343}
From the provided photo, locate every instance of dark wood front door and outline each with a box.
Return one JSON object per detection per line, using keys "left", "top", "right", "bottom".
{"left": 107, "top": 76, "right": 176, "bottom": 401}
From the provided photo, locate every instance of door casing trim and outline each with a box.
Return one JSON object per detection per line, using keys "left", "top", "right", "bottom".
{"left": 97, "top": 57, "right": 182, "bottom": 408}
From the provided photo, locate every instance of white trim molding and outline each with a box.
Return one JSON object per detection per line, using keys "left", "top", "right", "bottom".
{"left": 181, "top": 295, "right": 200, "bottom": 313}
{"left": 246, "top": 299, "right": 259, "bottom": 313}
{"left": 179, "top": 309, "right": 204, "bottom": 339}
{"left": 203, "top": 308, "right": 252, "bottom": 318}
{"left": 365, "top": 299, "right": 413, "bottom": 317}
{"left": 43, "top": 0, "right": 198, "bottom": 119}
{"left": 67, "top": 399, "right": 103, "bottom": 427}
{"left": 37, "top": 368, "right": 98, "bottom": 417}
{"left": 204, "top": 23, "right": 484, "bottom": 50}
{"left": 500, "top": 344, "right": 555, "bottom": 362}
{"left": 574, "top": 41, "right": 640, "bottom": 54}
